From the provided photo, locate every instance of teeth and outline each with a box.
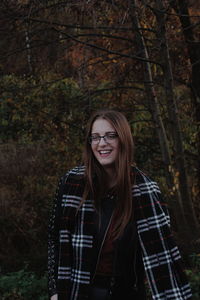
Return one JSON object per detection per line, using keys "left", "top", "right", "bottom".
{"left": 99, "top": 150, "right": 111, "bottom": 154}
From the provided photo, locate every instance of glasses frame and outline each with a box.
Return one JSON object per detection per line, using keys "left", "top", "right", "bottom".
{"left": 89, "top": 132, "right": 118, "bottom": 145}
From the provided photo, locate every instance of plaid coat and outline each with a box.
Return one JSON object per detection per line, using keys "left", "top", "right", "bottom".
{"left": 48, "top": 166, "right": 192, "bottom": 300}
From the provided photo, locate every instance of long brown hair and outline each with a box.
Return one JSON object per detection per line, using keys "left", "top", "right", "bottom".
{"left": 83, "top": 109, "right": 134, "bottom": 239}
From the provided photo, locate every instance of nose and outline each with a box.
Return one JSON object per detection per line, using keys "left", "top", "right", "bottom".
{"left": 98, "top": 136, "right": 107, "bottom": 145}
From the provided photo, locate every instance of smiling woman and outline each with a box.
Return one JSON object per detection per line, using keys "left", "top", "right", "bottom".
{"left": 48, "top": 109, "right": 192, "bottom": 300}
{"left": 90, "top": 119, "right": 119, "bottom": 178}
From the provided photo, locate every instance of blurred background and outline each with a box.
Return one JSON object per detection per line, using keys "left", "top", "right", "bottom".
{"left": 0, "top": 0, "right": 200, "bottom": 299}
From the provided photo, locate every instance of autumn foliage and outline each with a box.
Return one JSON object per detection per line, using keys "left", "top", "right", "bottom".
{"left": 0, "top": 0, "right": 200, "bottom": 278}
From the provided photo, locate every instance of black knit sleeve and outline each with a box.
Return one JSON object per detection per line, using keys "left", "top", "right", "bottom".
{"left": 48, "top": 176, "right": 65, "bottom": 298}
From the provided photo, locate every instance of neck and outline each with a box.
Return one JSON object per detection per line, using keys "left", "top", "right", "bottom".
{"left": 104, "top": 166, "right": 117, "bottom": 188}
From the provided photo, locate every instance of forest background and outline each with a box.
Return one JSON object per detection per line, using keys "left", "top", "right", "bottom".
{"left": 0, "top": 0, "right": 200, "bottom": 299}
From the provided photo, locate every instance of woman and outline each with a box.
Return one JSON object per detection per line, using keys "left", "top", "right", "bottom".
{"left": 48, "top": 110, "right": 192, "bottom": 300}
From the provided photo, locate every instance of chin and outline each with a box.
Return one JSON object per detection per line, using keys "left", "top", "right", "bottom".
{"left": 99, "top": 160, "right": 115, "bottom": 168}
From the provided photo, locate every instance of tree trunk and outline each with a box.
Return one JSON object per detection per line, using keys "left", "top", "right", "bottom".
{"left": 128, "top": 0, "right": 187, "bottom": 231}
{"left": 154, "top": 0, "right": 199, "bottom": 235}
{"left": 170, "top": 0, "right": 200, "bottom": 226}
{"left": 25, "top": 28, "right": 33, "bottom": 74}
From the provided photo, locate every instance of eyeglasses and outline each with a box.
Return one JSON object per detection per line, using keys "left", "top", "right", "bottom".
{"left": 89, "top": 132, "right": 118, "bottom": 144}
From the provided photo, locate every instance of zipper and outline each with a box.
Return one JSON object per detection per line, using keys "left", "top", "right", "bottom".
{"left": 91, "top": 211, "right": 114, "bottom": 282}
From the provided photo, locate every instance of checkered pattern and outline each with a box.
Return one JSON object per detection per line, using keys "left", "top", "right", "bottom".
{"left": 48, "top": 166, "right": 192, "bottom": 300}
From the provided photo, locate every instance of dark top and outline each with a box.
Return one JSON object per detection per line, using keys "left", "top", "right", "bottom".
{"left": 96, "top": 211, "right": 115, "bottom": 276}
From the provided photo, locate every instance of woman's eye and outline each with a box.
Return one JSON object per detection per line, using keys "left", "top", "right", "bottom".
{"left": 106, "top": 134, "right": 117, "bottom": 139}
{"left": 91, "top": 135, "right": 99, "bottom": 140}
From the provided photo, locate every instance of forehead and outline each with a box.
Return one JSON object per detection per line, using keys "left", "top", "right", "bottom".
{"left": 91, "top": 118, "right": 115, "bottom": 133}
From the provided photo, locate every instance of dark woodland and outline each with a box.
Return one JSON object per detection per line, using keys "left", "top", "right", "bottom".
{"left": 0, "top": 0, "right": 200, "bottom": 299}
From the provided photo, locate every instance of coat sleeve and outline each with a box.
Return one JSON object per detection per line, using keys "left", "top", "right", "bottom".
{"left": 48, "top": 176, "right": 66, "bottom": 298}
{"left": 134, "top": 172, "right": 192, "bottom": 300}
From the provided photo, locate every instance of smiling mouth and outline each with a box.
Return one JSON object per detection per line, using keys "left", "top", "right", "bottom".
{"left": 98, "top": 150, "right": 112, "bottom": 156}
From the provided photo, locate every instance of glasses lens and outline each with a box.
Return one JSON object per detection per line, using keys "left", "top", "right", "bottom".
{"left": 105, "top": 133, "right": 118, "bottom": 141}
{"left": 90, "top": 136, "right": 100, "bottom": 144}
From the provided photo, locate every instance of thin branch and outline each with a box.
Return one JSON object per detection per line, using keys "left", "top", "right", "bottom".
{"left": 89, "top": 86, "right": 145, "bottom": 95}
{"left": 21, "top": 17, "right": 157, "bottom": 33}
{"left": 146, "top": 3, "right": 200, "bottom": 18}
{"left": 68, "top": 33, "right": 134, "bottom": 43}
{"left": 52, "top": 27, "right": 162, "bottom": 66}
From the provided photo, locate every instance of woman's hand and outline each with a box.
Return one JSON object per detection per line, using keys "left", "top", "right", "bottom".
{"left": 51, "top": 294, "right": 58, "bottom": 300}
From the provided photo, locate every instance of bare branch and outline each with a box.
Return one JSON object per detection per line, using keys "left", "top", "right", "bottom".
{"left": 52, "top": 27, "right": 162, "bottom": 66}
